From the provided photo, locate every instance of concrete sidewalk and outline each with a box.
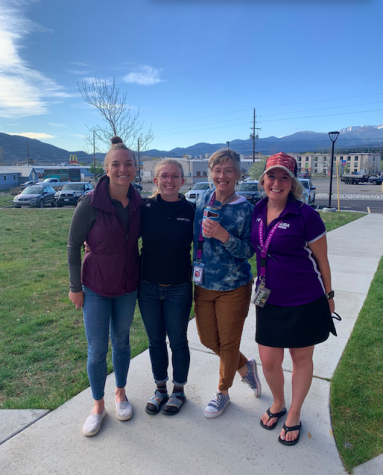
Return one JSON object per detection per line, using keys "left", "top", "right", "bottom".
{"left": 1, "top": 213, "right": 383, "bottom": 475}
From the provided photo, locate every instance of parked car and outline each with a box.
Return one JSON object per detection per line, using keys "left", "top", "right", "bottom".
{"left": 236, "top": 181, "right": 263, "bottom": 205}
{"left": 13, "top": 184, "right": 56, "bottom": 208}
{"left": 298, "top": 172, "right": 311, "bottom": 179}
{"left": 185, "top": 182, "right": 212, "bottom": 203}
{"left": 42, "top": 177, "right": 68, "bottom": 189}
{"left": 55, "top": 182, "right": 94, "bottom": 207}
{"left": 20, "top": 180, "right": 38, "bottom": 188}
{"left": 298, "top": 178, "right": 316, "bottom": 206}
{"left": 368, "top": 175, "right": 383, "bottom": 185}
{"left": 132, "top": 183, "right": 143, "bottom": 192}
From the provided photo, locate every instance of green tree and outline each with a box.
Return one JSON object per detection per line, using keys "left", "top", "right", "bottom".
{"left": 90, "top": 162, "right": 105, "bottom": 177}
{"left": 248, "top": 157, "right": 267, "bottom": 180}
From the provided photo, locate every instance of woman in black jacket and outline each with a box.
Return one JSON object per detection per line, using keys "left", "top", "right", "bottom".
{"left": 139, "top": 158, "right": 195, "bottom": 416}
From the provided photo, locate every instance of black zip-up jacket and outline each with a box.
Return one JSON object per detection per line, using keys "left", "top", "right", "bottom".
{"left": 141, "top": 194, "right": 195, "bottom": 285}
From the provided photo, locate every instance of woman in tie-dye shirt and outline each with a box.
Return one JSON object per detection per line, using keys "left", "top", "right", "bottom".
{"left": 193, "top": 148, "right": 261, "bottom": 419}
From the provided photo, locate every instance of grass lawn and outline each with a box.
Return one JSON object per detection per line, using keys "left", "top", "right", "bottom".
{"left": 320, "top": 211, "right": 366, "bottom": 232}
{"left": 0, "top": 192, "right": 14, "bottom": 207}
{"left": 0, "top": 208, "right": 365, "bottom": 412}
{"left": 0, "top": 209, "right": 147, "bottom": 411}
{"left": 331, "top": 256, "right": 383, "bottom": 472}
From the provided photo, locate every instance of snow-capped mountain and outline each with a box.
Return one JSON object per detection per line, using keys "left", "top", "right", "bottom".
{"left": 339, "top": 125, "right": 383, "bottom": 133}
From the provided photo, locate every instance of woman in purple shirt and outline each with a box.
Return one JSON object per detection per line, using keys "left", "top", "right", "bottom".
{"left": 251, "top": 152, "right": 336, "bottom": 446}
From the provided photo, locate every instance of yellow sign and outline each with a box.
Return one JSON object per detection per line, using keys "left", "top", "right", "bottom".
{"left": 69, "top": 154, "right": 78, "bottom": 165}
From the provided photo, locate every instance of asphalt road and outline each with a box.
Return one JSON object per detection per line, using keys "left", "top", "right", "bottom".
{"left": 311, "top": 178, "right": 383, "bottom": 213}
{"left": 315, "top": 199, "right": 383, "bottom": 213}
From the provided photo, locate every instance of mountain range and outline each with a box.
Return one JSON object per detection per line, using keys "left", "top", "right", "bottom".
{"left": 1, "top": 125, "right": 382, "bottom": 166}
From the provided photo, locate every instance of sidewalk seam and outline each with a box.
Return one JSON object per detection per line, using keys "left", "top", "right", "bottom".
{"left": 0, "top": 411, "right": 50, "bottom": 447}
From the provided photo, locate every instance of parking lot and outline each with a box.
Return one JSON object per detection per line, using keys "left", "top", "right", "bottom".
{"left": 2, "top": 177, "right": 383, "bottom": 213}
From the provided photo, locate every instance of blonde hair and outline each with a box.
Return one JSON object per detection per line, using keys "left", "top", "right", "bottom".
{"left": 259, "top": 173, "right": 304, "bottom": 201}
{"left": 104, "top": 136, "right": 137, "bottom": 169}
{"left": 150, "top": 158, "right": 184, "bottom": 198}
{"left": 207, "top": 148, "right": 241, "bottom": 184}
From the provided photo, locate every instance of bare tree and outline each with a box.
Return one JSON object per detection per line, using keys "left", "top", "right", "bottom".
{"left": 78, "top": 77, "right": 153, "bottom": 153}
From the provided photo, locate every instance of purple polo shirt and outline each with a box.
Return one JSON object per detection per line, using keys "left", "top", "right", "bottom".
{"left": 251, "top": 198, "right": 326, "bottom": 306}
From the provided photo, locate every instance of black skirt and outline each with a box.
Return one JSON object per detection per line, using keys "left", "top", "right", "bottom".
{"left": 255, "top": 295, "right": 337, "bottom": 348}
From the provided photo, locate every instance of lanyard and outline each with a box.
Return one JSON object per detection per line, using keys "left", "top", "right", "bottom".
{"left": 196, "top": 191, "right": 236, "bottom": 261}
{"left": 258, "top": 219, "right": 281, "bottom": 279}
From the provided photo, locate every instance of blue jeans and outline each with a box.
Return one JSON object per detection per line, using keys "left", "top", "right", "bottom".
{"left": 138, "top": 281, "right": 192, "bottom": 386}
{"left": 82, "top": 285, "right": 137, "bottom": 401}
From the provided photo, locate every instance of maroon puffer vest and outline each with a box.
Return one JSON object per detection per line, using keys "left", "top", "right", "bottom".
{"left": 81, "top": 175, "right": 142, "bottom": 297}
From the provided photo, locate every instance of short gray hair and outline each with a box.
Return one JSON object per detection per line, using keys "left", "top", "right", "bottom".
{"left": 208, "top": 148, "right": 241, "bottom": 181}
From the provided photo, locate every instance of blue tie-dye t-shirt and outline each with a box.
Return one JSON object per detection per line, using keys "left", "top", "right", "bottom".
{"left": 193, "top": 189, "right": 254, "bottom": 291}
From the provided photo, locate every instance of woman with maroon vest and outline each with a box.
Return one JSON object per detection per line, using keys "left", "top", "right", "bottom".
{"left": 67, "top": 136, "right": 142, "bottom": 437}
{"left": 251, "top": 152, "right": 337, "bottom": 446}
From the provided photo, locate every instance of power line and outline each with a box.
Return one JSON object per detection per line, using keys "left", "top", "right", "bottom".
{"left": 260, "top": 108, "right": 383, "bottom": 123}
{"left": 155, "top": 108, "right": 383, "bottom": 139}
{"left": 258, "top": 100, "right": 383, "bottom": 118}
{"left": 152, "top": 108, "right": 253, "bottom": 127}
{"left": 253, "top": 92, "right": 383, "bottom": 109}
{"left": 153, "top": 101, "right": 383, "bottom": 135}
{"left": 151, "top": 92, "right": 383, "bottom": 128}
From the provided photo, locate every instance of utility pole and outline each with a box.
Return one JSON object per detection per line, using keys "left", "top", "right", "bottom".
{"left": 137, "top": 137, "right": 141, "bottom": 185}
{"left": 226, "top": 141, "right": 230, "bottom": 149}
{"left": 250, "top": 109, "right": 261, "bottom": 162}
{"left": 93, "top": 130, "right": 96, "bottom": 182}
{"left": 26, "top": 141, "right": 29, "bottom": 166}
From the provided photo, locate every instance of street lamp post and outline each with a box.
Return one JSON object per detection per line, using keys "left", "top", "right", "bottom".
{"left": 325, "top": 131, "right": 340, "bottom": 211}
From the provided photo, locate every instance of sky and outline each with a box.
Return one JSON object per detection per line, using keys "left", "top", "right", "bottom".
{"left": 1, "top": 0, "right": 383, "bottom": 155}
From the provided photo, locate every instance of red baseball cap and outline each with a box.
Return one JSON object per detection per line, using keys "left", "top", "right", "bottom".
{"left": 262, "top": 152, "right": 297, "bottom": 179}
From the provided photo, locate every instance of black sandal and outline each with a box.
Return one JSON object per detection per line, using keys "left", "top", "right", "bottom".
{"left": 145, "top": 390, "right": 169, "bottom": 415}
{"left": 278, "top": 422, "right": 302, "bottom": 446}
{"left": 161, "top": 392, "right": 186, "bottom": 416}
{"left": 260, "top": 407, "right": 287, "bottom": 430}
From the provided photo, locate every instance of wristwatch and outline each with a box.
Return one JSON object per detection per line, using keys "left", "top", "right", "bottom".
{"left": 326, "top": 290, "right": 335, "bottom": 300}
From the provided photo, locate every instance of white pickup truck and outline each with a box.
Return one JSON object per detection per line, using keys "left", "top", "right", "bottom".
{"left": 42, "top": 178, "right": 68, "bottom": 189}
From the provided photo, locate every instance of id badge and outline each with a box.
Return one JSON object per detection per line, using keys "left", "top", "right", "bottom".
{"left": 192, "top": 262, "right": 205, "bottom": 283}
{"left": 253, "top": 286, "right": 271, "bottom": 308}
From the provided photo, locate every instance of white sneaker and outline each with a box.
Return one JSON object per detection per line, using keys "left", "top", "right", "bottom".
{"left": 204, "top": 392, "right": 230, "bottom": 419}
{"left": 116, "top": 396, "right": 133, "bottom": 421}
{"left": 83, "top": 408, "right": 106, "bottom": 437}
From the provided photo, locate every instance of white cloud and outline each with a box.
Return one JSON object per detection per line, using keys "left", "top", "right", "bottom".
{"left": 48, "top": 122, "right": 65, "bottom": 127}
{"left": 123, "top": 65, "right": 165, "bottom": 86}
{"left": 81, "top": 76, "right": 114, "bottom": 86}
{"left": 71, "top": 61, "right": 88, "bottom": 67}
{"left": 0, "top": 1, "right": 73, "bottom": 118}
{"left": 8, "top": 131, "right": 54, "bottom": 139}
{"left": 69, "top": 70, "right": 92, "bottom": 75}
{"left": 71, "top": 102, "right": 94, "bottom": 110}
